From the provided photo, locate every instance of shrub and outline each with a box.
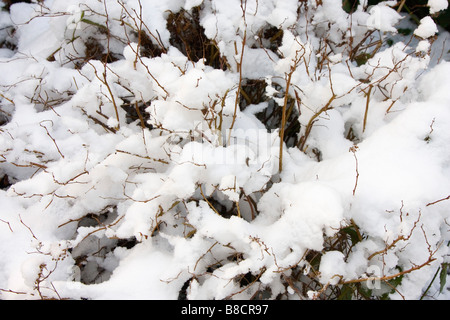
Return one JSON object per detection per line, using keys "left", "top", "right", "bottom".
{"left": 0, "top": 0, "right": 449, "bottom": 300}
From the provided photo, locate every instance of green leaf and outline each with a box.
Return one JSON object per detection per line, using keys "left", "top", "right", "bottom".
{"left": 342, "top": 0, "right": 359, "bottom": 14}
{"left": 80, "top": 18, "right": 108, "bottom": 31}
{"left": 338, "top": 284, "right": 354, "bottom": 300}
{"left": 357, "top": 284, "right": 373, "bottom": 300}
{"left": 389, "top": 274, "right": 403, "bottom": 288}
{"left": 354, "top": 53, "right": 371, "bottom": 66}
{"left": 397, "top": 28, "right": 412, "bottom": 36}
{"left": 381, "top": 268, "right": 404, "bottom": 299}
{"left": 341, "top": 226, "right": 361, "bottom": 245}
{"left": 439, "top": 263, "right": 448, "bottom": 293}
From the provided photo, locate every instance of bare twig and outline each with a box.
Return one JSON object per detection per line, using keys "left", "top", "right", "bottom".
{"left": 39, "top": 121, "right": 65, "bottom": 159}
{"left": 194, "top": 241, "right": 218, "bottom": 271}
{"left": 350, "top": 146, "right": 359, "bottom": 196}
{"left": 228, "top": 31, "right": 246, "bottom": 145}
{"left": 426, "top": 195, "right": 450, "bottom": 207}
{"left": 102, "top": 65, "right": 121, "bottom": 130}
{"left": 0, "top": 219, "right": 13, "bottom": 233}
{"left": 363, "top": 85, "right": 373, "bottom": 133}
{"left": 341, "top": 255, "right": 437, "bottom": 286}
{"left": 279, "top": 70, "right": 294, "bottom": 172}
{"left": 368, "top": 210, "right": 422, "bottom": 261}
{"left": 298, "top": 94, "right": 336, "bottom": 152}
{"left": 199, "top": 184, "right": 220, "bottom": 216}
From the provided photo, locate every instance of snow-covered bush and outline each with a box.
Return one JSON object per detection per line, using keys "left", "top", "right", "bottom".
{"left": 0, "top": 0, "right": 449, "bottom": 300}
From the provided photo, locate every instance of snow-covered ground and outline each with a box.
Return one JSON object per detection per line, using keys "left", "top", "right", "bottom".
{"left": 0, "top": 0, "right": 449, "bottom": 300}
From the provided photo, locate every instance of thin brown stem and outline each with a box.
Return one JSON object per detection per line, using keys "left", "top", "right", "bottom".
{"left": 363, "top": 85, "right": 373, "bottom": 133}
{"left": 279, "top": 71, "right": 294, "bottom": 172}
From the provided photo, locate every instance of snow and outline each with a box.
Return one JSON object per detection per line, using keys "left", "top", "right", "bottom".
{"left": 366, "top": 3, "right": 402, "bottom": 33}
{"left": 416, "top": 40, "right": 431, "bottom": 53}
{"left": 319, "top": 251, "right": 346, "bottom": 285}
{"left": 428, "top": 0, "right": 448, "bottom": 14}
{"left": 0, "top": 0, "right": 450, "bottom": 300}
{"left": 414, "top": 16, "right": 439, "bottom": 39}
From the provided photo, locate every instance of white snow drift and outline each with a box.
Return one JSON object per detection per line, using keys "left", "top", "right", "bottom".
{"left": 0, "top": 0, "right": 449, "bottom": 300}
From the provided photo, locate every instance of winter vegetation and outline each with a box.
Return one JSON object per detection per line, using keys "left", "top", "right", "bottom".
{"left": 0, "top": 0, "right": 450, "bottom": 300}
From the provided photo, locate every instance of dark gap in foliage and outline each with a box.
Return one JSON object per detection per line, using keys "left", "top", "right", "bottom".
{"left": 245, "top": 80, "right": 300, "bottom": 148}
{"left": 85, "top": 36, "right": 120, "bottom": 64}
{"left": 0, "top": 111, "right": 10, "bottom": 126}
{"left": 116, "top": 237, "right": 138, "bottom": 249}
{"left": 1, "top": 0, "right": 32, "bottom": 11}
{"left": 237, "top": 272, "right": 258, "bottom": 288}
{"left": 209, "top": 193, "right": 235, "bottom": 219}
{"left": 0, "top": 174, "right": 12, "bottom": 190}
{"left": 261, "top": 26, "right": 284, "bottom": 55}
{"left": 120, "top": 98, "right": 154, "bottom": 130}
{"left": 0, "top": 28, "right": 17, "bottom": 52}
{"left": 342, "top": 0, "right": 359, "bottom": 14}
{"left": 136, "top": 30, "right": 164, "bottom": 58}
{"left": 70, "top": 36, "right": 120, "bottom": 69}
{"left": 167, "top": 7, "right": 228, "bottom": 70}
{"left": 228, "top": 252, "right": 244, "bottom": 263}
{"left": 240, "top": 79, "right": 267, "bottom": 110}
{"left": 69, "top": 207, "right": 120, "bottom": 285}
{"left": 178, "top": 277, "right": 192, "bottom": 300}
